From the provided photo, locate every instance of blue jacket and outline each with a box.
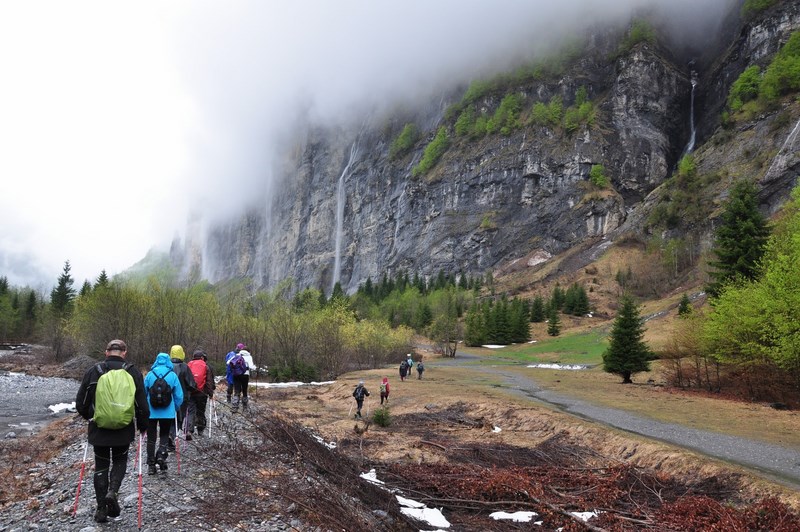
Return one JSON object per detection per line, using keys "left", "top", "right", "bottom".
{"left": 225, "top": 350, "right": 236, "bottom": 385}
{"left": 144, "top": 353, "right": 184, "bottom": 419}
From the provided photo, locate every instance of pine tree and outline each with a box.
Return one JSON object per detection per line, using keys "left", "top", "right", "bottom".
{"left": 95, "top": 269, "right": 110, "bottom": 289}
{"left": 550, "top": 283, "right": 565, "bottom": 311}
{"left": 50, "top": 261, "right": 76, "bottom": 315}
{"left": 706, "top": 180, "right": 770, "bottom": 297}
{"left": 602, "top": 295, "right": 652, "bottom": 383}
{"left": 464, "top": 304, "right": 487, "bottom": 346}
{"left": 547, "top": 307, "right": 561, "bottom": 336}
{"left": 677, "top": 293, "right": 692, "bottom": 317}
{"left": 330, "top": 282, "right": 345, "bottom": 302}
{"left": 530, "top": 295, "right": 546, "bottom": 322}
{"left": 79, "top": 280, "right": 92, "bottom": 297}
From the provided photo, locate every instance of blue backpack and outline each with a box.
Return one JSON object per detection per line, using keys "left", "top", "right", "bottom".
{"left": 230, "top": 354, "right": 248, "bottom": 377}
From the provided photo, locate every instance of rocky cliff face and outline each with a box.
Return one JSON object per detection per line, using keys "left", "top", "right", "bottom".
{"left": 175, "top": 2, "right": 800, "bottom": 295}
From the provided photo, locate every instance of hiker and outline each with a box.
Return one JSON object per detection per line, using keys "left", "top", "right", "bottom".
{"left": 224, "top": 343, "right": 243, "bottom": 403}
{"left": 187, "top": 348, "right": 216, "bottom": 437}
{"left": 143, "top": 352, "right": 183, "bottom": 475}
{"left": 416, "top": 359, "right": 425, "bottom": 380}
{"left": 75, "top": 339, "right": 149, "bottom": 523}
{"left": 352, "top": 380, "right": 370, "bottom": 418}
{"left": 406, "top": 353, "right": 414, "bottom": 374}
{"left": 379, "top": 377, "right": 390, "bottom": 405}
{"left": 228, "top": 344, "right": 256, "bottom": 413}
{"left": 399, "top": 359, "right": 408, "bottom": 381}
{"left": 168, "top": 344, "right": 197, "bottom": 446}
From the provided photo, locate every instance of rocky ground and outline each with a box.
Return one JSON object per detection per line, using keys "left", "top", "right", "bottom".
{"left": 2, "top": 349, "right": 800, "bottom": 531}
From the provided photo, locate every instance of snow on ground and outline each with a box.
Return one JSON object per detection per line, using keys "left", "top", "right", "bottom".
{"left": 482, "top": 345, "right": 506, "bottom": 349}
{"left": 251, "top": 380, "right": 335, "bottom": 388}
{"left": 527, "top": 363, "right": 589, "bottom": 370}
{"left": 490, "top": 510, "right": 538, "bottom": 523}
{"left": 48, "top": 402, "right": 76, "bottom": 413}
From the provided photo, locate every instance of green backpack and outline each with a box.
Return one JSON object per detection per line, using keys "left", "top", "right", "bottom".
{"left": 93, "top": 363, "right": 136, "bottom": 429}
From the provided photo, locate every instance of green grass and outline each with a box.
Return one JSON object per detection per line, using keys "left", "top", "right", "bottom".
{"left": 462, "top": 329, "right": 608, "bottom": 365}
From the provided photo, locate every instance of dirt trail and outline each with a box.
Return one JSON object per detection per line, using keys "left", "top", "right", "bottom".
{"left": 437, "top": 353, "right": 800, "bottom": 489}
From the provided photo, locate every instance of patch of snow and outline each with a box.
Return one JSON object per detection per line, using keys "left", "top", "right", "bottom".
{"left": 490, "top": 511, "right": 538, "bottom": 522}
{"left": 482, "top": 345, "right": 506, "bottom": 349}
{"left": 492, "top": 426, "right": 502, "bottom": 433}
{"left": 48, "top": 402, "right": 76, "bottom": 414}
{"left": 400, "top": 506, "right": 450, "bottom": 529}
{"left": 360, "top": 469, "right": 384, "bottom": 486}
{"left": 570, "top": 510, "right": 600, "bottom": 522}
{"left": 251, "top": 380, "right": 334, "bottom": 388}
{"left": 527, "top": 340, "right": 538, "bottom": 343}
{"left": 527, "top": 363, "right": 588, "bottom": 370}
{"left": 312, "top": 434, "right": 337, "bottom": 449}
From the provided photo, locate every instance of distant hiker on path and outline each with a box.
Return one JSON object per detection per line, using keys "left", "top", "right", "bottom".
{"left": 187, "top": 348, "right": 215, "bottom": 437}
{"left": 224, "top": 343, "right": 243, "bottom": 403}
{"left": 228, "top": 344, "right": 256, "bottom": 413}
{"left": 352, "top": 380, "right": 370, "bottom": 419}
{"left": 399, "top": 359, "right": 408, "bottom": 381}
{"left": 406, "top": 353, "right": 414, "bottom": 373}
{"left": 379, "top": 377, "right": 390, "bottom": 405}
{"left": 416, "top": 359, "right": 425, "bottom": 380}
{"left": 143, "top": 352, "right": 183, "bottom": 475}
{"left": 75, "top": 339, "right": 149, "bottom": 523}
{"left": 168, "top": 344, "right": 197, "bottom": 445}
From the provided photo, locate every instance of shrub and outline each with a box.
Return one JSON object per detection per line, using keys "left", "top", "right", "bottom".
{"left": 390, "top": 123, "right": 420, "bottom": 160}
{"left": 728, "top": 66, "right": 762, "bottom": 111}
{"left": 760, "top": 32, "right": 800, "bottom": 100}
{"left": 491, "top": 93, "right": 523, "bottom": 135}
{"left": 589, "top": 164, "right": 609, "bottom": 188}
{"left": 616, "top": 19, "right": 656, "bottom": 56}
{"left": 455, "top": 105, "right": 476, "bottom": 137}
{"left": 372, "top": 406, "right": 391, "bottom": 427}
{"left": 677, "top": 154, "right": 696, "bottom": 178}
{"left": 412, "top": 127, "right": 449, "bottom": 176}
{"left": 741, "top": 0, "right": 778, "bottom": 21}
{"left": 530, "top": 102, "right": 549, "bottom": 126}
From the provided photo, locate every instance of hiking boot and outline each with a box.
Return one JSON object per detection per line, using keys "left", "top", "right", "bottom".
{"left": 94, "top": 505, "right": 108, "bottom": 523}
{"left": 156, "top": 450, "right": 168, "bottom": 471}
{"left": 148, "top": 463, "right": 157, "bottom": 475}
{"left": 185, "top": 433, "right": 193, "bottom": 441}
{"left": 105, "top": 491, "right": 121, "bottom": 518}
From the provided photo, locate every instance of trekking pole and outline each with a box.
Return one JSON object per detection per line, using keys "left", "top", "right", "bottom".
{"left": 175, "top": 416, "right": 181, "bottom": 475}
{"left": 348, "top": 398, "right": 354, "bottom": 417}
{"left": 71, "top": 439, "right": 89, "bottom": 516}
{"left": 137, "top": 432, "right": 144, "bottom": 530}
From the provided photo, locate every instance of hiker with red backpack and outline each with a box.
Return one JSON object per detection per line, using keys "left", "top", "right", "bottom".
{"left": 186, "top": 348, "right": 216, "bottom": 437}
{"left": 75, "top": 339, "right": 149, "bottom": 523}
{"left": 143, "top": 352, "right": 183, "bottom": 475}
{"left": 228, "top": 344, "right": 256, "bottom": 413}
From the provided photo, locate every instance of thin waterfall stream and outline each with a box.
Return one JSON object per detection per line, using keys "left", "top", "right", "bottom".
{"left": 682, "top": 70, "right": 698, "bottom": 156}
{"left": 763, "top": 116, "right": 800, "bottom": 180}
{"left": 332, "top": 141, "right": 359, "bottom": 292}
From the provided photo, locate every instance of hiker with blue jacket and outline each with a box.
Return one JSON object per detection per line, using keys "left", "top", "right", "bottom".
{"left": 143, "top": 352, "right": 184, "bottom": 475}
{"left": 75, "top": 339, "right": 149, "bottom": 523}
{"left": 224, "top": 343, "right": 243, "bottom": 403}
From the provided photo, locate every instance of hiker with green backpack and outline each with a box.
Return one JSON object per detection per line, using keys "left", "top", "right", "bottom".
{"left": 143, "top": 352, "right": 184, "bottom": 475}
{"left": 75, "top": 339, "right": 149, "bottom": 523}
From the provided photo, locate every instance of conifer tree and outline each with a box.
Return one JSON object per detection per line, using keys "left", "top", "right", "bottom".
{"left": 330, "top": 282, "right": 345, "bottom": 302}
{"left": 550, "top": 283, "right": 565, "bottom": 311}
{"left": 602, "top": 295, "right": 652, "bottom": 383}
{"left": 95, "top": 269, "right": 110, "bottom": 289}
{"left": 79, "top": 280, "right": 92, "bottom": 297}
{"left": 706, "top": 180, "right": 770, "bottom": 297}
{"left": 464, "top": 304, "right": 487, "bottom": 346}
{"left": 547, "top": 307, "right": 561, "bottom": 336}
{"left": 530, "top": 295, "right": 546, "bottom": 322}
{"left": 50, "top": 261, "right": 76, "bottom": 315}
{"left": 677, "top": 293, "right": 692, "bottom": 317}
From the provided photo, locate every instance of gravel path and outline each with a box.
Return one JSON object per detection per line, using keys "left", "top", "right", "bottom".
{"left": 437, "top": 354, "right": 800, "bottom": 489}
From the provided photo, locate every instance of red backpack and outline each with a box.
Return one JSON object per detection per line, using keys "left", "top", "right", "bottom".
{"left": 187, "top": 359, "right": 207, "bottom": 394}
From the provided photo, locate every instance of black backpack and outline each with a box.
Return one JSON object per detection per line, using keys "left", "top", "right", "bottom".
{"left": 149, "top": 369, "right": 173, "bottom": 408}
{"left": 353, "top": 386, "right": 366, "bottom": 400}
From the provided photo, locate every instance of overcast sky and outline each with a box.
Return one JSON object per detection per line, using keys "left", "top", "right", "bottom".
{"left": 0, "top": 0, "right": 736, "bottom": 290}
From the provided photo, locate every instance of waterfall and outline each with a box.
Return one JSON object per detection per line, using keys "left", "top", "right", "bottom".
{"left": 391, "top": 188, "right": 407, "bottom": 255}
{"left": 332, "top": 141, "right": 359, "bottom": 292}
{"left": 763, "top": 116, "right": 800, "bottom": 181}
{"left": 682, "top": 70, "right": 698, "bottom": 156}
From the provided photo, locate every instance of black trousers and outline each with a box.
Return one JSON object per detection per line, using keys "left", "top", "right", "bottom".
{"left": 187, "top": 393, "right": 209, "bottom": 433}
{"left": 146, "top": 418, "right": 172, "bottom": 464}
{"left": 93, "top": 444, "right": 129, "bottom": 504}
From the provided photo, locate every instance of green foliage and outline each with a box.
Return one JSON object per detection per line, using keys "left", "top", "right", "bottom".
{"left": 389, "top": 123, "right": 420, "bottom": 160}
{"left": 677, "top": 154, "right": 696, "bottom": 178}
{"left": 547, "top": 307, "right": 561, "bottom": 336}
{"left": 760, "top": 32, "right": 800, "bottom": 100}
{"left": 616, "top": 19, "right": 656, "bottom": 56}
{"left": 677, "top": 293, "right": 692, "bottom": 317}
{"left": 575, "top": 85, "right": 589, "bottom": 106}
{"left": 529, "top": 295, "right": 546, "bottom": 323}
{"left": 412, "top": 127, "right": 449, "bottom": 177}
{"left": 455, "top": 105, "right": 476, "bottom": 137}
{"left": 589, "top": 164, "right": 609, "bottom": 188}
{"left": 372, "top": 406, "right": 391, "bottom": 427}
{"left": 728, "top": 66, "right": 762, "bottom": 112}
{"left": 741, "top": 0, "right": 778, "bottom": 21}
{"left": 702, "top": 186, "right": 800, "bottom": 385}
{"left": 490, "top": 93, "right": 523, "bottom": 135}
{"left": 50, "top": 261, "right": 76, "bottom": 315}
{"left": 602, "top": 295, "right": 652, "bottom": 383}
{"left": 563, "top": 283, "right": 590, "bottom": 316}
{"left": 706, "top": 180, "right": 770, "bottom": 297}
{"left": 462, "top": 79, "right": 493, "bottom": 105}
